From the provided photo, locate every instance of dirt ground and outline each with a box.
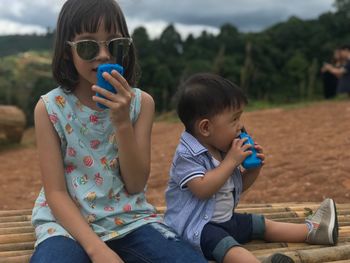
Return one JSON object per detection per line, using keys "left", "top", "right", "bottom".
{"left": 1, "top": 100, "right": 350, "bottom": 210}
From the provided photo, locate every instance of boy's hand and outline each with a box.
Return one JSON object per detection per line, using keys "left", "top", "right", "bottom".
{"left": 225, "top": 137, "right": 253, "bottom": 167}
{"left": 254, "top": 142, "right": 265, "bottom": 165}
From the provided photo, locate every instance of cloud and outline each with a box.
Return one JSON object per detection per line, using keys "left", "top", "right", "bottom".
{"left": 0, "top": 19, "right": 46, "bottom": 35}
{"left": 120, "top": 0, "right": 335, "bottom": 31}
{"left": 126, "top": 18, "right": 219, "bottom": 39}
{"left": 0, "top": 0, "right": 335, "bottom": 37}
{"left": 0, "top": 0, "right": 63, "bottom": 30}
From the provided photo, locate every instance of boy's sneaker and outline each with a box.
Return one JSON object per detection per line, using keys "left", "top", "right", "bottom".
{"left": 305, "top": 198, "right": 338, "bottom": 245}
{"left": 262, "top": 253, "right": 295, "bottom": 263}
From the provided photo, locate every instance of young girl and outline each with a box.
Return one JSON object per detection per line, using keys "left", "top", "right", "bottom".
{"left": 30, "top": 0, "right": 207, "bottom": 262}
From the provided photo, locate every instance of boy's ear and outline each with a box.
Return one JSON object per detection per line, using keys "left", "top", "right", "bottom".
{"left": 198, "top": 119, "right": 211, "bottom": 137}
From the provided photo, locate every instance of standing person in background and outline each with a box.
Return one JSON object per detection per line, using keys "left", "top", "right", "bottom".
{"left": 323, "top": 44, "right": 350, "bottom": 97}
{"left": 321, "top": 48, "right": 343, "bottom": 99}
{"left": 30, "top": 0, "right": 207, "bottom": 262}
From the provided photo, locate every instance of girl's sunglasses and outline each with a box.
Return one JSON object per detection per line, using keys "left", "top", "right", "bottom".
{"left": 67, "top": 37, "right": 132, "bottom": 62}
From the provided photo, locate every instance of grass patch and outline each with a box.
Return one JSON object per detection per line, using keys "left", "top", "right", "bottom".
{"left": 155, "top": 96, "right": 349, "bottom": 122}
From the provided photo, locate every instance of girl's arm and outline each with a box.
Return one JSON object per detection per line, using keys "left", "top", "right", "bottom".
{"left": 35, "top": 100, "right": 123, "bottom": 262}
{"left": 92, "top": 72, "right": 154, "bottom": 194}
{"left": 115, "top": 91, "right": 154, "bottom": 194}
{"left": 323, "top": 63, "right": 345, "bottom": 78}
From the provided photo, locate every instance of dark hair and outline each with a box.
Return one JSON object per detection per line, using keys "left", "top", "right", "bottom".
{"left": 176, "top": 73, "right": 247, "bottom": 134}
{"left": 52, "top": 0, "right": 139, "bottom": 90}
{"left": 340, "top": 44, "right": 350, "bottom": 51}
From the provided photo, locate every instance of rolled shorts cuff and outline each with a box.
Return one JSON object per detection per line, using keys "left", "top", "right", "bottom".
{"left": 251, "top": 214, "right": 266, "bottom": 239}
{"left": 212, "top": 236, "right": 240, "bottom": 263}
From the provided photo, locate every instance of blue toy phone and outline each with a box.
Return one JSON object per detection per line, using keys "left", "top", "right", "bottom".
{"left": 239, "top": 128, "right": 262, "bottom": 169}
{"left": 96, "top": 63, "right": 124, "bottom": 109}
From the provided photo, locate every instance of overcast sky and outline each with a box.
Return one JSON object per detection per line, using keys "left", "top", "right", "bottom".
{"left": 0, "top": 0, "right": 335, "bottom": 39}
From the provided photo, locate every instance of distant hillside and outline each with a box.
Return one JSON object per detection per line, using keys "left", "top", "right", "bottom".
{"left": 0, "top": 34, "right": 53, "bottom": 57}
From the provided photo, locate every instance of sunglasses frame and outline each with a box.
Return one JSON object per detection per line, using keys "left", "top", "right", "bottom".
{"left": 66, "top": 37, "right": 133, "bottom": 61}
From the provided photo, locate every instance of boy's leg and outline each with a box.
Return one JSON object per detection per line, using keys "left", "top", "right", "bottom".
{"left": 30, "top": 236, "right": 91, "bottom": 263}
{"left": 264, "top": 219, "right": 309, "bottom": 242}
{"left": 106, "top": 223, "right": 207, "bottom": 263}
{"left": 201, "top": 222, "right": 259, "bottom": 263}
{"left": 223, "top": 246, "right": 259, "bottom": 263}
{"left": 264, "top": 198, "right": 338, "bottom": 245}
{"left": 306, "top": 198, "right": 338, "bottom": 245}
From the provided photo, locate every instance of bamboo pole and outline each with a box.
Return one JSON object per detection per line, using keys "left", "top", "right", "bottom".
{"left": 257, "top": 244, "right": 350, "bottom": 263}
{"left": 0, "top": 255, "right": 31, "bottom": 263}
{"left": 156, "top": 204, "right": 350, "bottom": 216}
{"left": 0, "top": 226, "right": 34, "bottom": 235}
{"left": 0, "top": 203, "right": 349, "bottom": 262}
{"left": 0, "top": 250, "right": 33, "bottom": 258}
{"left": 0, "top": 210, "right": 32, "bottom": 217}
{"left": 0, "top": 242, "right": 34, "bottom": 252}
{"left": 0, "top": 233, "right": 35, "bottom": 245}
{"left": 0, "top": 222, "right": 32, "bottom": 228}
{"left": 0, "top": 215, "right": 31, "bottom": 223}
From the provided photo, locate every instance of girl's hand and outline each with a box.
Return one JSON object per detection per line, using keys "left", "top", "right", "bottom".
{"left": 92, "top": 70, "right": 135, "bottom": 127}
{"left": 225, "top": 137, "right": 252, "bottom": 167}
{"left": 90, "top": 246, "right": 125, "bottom": 263}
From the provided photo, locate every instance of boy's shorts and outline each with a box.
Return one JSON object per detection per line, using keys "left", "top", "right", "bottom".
{"left": 200, "top": 213, "right": 265, "bottom": 263}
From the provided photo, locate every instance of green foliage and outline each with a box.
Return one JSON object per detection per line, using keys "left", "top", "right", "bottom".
{"left": 0, "top": 33, "right": 53, "bottom": 57}
{"left": 0, "top": 52, "right": 53, "bottom": 126}
{"left": 335, "top": 0, "right": 350, "bottom": 13}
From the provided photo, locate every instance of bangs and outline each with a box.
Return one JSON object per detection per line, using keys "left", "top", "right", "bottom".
{"left": 68, "top": 1, "right": 128, "bottom": 38}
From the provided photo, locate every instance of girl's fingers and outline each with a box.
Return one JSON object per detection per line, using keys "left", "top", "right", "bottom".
{"left": 92, "top": 94, "right": 114, "bottom": 108}
{"left": 92, "top": 85, "right": 114, "bottom": 100}
{"left": 108, "top": 70, "right": 135, "bottom": 97}
{"left": 101, "top": 72, "right": 123, "bottom": 94}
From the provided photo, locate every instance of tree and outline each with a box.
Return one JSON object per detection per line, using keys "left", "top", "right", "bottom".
{"left": 158, "top": 24, "right": 182, "bottom": 58}
{"left": 334, "top": 0, "right": 350, "bottom": 14}
{"left": 132, "top": 27, "right": 151, "bottom": 59}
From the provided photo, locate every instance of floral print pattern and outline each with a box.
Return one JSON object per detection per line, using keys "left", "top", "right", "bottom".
{"left": 31, "top": 88, "right": 162, "bottom": 247}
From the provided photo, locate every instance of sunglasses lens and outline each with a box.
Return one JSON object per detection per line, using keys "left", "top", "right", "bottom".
{"left": 108, "top": 39, "right": 131, "bottom": 60}
{"left": 76, "top": 41, "right": 99, "bottom": 60}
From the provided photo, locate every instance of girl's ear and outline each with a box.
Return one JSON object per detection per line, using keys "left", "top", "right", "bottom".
{"left": 198, "top": 119, "right": 211, "bottom": 137}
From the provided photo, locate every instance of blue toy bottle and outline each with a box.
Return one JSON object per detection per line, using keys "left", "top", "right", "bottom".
{"left": 238, "top": 128, "right": 262, "bottom": 169}
{"left": 96, "top": 63, "right": 124, "bottom": 109}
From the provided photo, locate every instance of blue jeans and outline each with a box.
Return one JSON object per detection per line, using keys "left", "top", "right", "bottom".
{"left": 30, "top": 223, "right": 207, "bottom": 263}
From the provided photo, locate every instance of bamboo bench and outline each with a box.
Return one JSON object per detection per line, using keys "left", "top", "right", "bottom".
{"left": 1, "top": 202, "right": 350, "bottom": 263}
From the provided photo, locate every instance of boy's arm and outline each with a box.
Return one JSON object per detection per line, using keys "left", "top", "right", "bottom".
{"left": 185, "top": 138, "right": 252, "bottom": 199}
{"left": 241, "top": 143, "right": 265, "bottom": 192}
{"left": 186, "top": 159, "right": 238, "bottom": 200}
{"left": 241, "top": 167, "right": 262, "bottom": 192}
